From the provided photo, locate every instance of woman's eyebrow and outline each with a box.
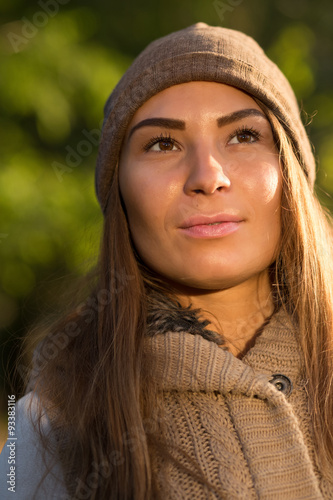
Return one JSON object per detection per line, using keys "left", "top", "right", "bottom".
{"left": 217, "top": 108, "right": 267, "bottom": 126}
{"left": 128, "top": 118, "right": 185, "bottom": 141}
{"left": 127, "top": 108, "right": 267, "bottom": 141}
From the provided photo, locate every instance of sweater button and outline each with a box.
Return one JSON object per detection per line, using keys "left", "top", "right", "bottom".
{"left": 269, "top": 374, "right": 293, "bottom": 396}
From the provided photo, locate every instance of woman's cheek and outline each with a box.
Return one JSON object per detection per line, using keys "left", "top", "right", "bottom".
{"left": 244, "top": 160, "right": 281, "bottom": 206}
{"left": 261, "top": 164, "right": 282, "bottom": 204}
{"left": 124, "top": 179, "right": 163, "bottom": 236}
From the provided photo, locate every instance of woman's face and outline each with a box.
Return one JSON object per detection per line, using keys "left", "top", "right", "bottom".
{"left": 119, "top": 82, "right": 282, "bottom": 291}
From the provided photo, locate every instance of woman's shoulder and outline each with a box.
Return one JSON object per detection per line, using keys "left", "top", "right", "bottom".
{"left": 0, "top": 392, "right": 69, "bottom": 499}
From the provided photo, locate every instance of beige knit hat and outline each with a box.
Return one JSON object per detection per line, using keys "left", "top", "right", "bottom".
{"left": 95, "top": 22, "right": 316, "bottom": 211}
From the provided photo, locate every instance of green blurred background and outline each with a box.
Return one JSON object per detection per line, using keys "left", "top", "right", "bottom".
{"left": 1, "top": 0, "right": 333, "bottom": 445}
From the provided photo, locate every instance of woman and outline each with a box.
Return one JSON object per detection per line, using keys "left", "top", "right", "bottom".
{"left": 1, "top": 22, "right": 333, "bottom": 499}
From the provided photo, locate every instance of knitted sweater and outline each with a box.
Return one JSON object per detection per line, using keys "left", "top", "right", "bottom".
{"left": 145, "top": 309, "right": 333, "bottom": 499}
{"left": 0, "top": 309, "right": 332, "bottom": 499}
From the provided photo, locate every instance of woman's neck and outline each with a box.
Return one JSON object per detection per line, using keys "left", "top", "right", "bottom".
{"left": 175, "top": 271, "right": 275, "bottom": 358}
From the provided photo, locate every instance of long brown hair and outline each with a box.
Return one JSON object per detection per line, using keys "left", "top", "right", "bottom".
{"left": 22, "top": 99, "right": 333, "bottom": 499}
{"left": 262, "top": 104, "right": 333, "bottom": 479}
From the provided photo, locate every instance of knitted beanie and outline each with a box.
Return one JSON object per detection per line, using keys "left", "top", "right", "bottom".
{"left": 95, "top": 22, "right": 316, "bottom": 212}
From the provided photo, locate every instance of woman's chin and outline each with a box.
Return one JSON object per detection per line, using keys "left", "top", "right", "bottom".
{"left": 161, "top": 271, "right": 253, "bottom": 293}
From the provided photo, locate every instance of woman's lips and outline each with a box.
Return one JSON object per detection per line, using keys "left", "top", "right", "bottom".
{"left": 179, "top": 213, "right": 243, "bottom": 238}
{"left": 179, "top": 221, "right": 242, "bottom": 238}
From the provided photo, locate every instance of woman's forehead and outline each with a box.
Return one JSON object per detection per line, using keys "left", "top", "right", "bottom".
{"left": 128, "top": 81, "right": 261, "bottom": 127}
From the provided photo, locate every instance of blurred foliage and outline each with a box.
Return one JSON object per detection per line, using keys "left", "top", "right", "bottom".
{"left": 0, "top": 0, "right": 333, "bottom": 409}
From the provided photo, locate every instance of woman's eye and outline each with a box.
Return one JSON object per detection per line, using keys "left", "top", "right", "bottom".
{"left": 144, "top": 135, "right": 179, "bottom": 152}
{"left": 150, "top": 140, "right": 177, "bottom": 151}
{"left": 228, "top": 129, "right": 260, "bottom": 145}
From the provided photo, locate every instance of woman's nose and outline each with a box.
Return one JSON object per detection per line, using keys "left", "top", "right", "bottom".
{"left": 183, "top": 147, "right": 231, "bottom": 195}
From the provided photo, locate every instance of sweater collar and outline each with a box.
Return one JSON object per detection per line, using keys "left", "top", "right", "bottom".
{"left": 144, "top": 309, "right": 302, "bottom": 400}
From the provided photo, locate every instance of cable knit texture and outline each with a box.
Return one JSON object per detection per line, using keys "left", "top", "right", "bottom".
{"left": 144, "top": 309, "right": 333, "bottom": 499}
